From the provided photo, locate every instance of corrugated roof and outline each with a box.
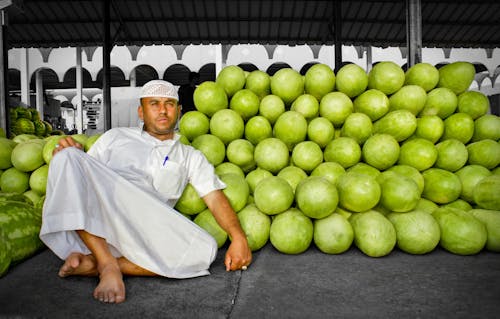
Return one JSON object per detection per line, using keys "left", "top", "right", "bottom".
{"left": 3, "top": 0, "right": 500, "bottom": 49}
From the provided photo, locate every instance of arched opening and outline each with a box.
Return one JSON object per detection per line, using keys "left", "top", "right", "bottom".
{"left": 96, "top": 66, "right": 129, "bottom": 87}
{"left": 132, "top": 64, "right": 159, "bottom": 86}
{"left": 266, "top": 62, "right": 292, "bottom": 76}
{"left": 163, "top": 64, "right": 191, "bottom": 85}
{"left": 62, "top": 67, "right": 94, "bottom": 88}
{"left": 29, "top": 68, "right": 60, "bottom": 90}
{"left": 238, "top": 63, "right": 259, "bottom": 72}
{"left": 8, "top": 69, "right": 20, "bottom": 91}
{"left": 199, "top": 63, "right": 216, "bottom": 82}
{"left": 300, "top": 62, "right": 319, "bottom": 75}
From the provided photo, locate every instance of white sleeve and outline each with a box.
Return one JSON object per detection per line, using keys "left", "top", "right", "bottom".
{"left": 187, "top": 149, "right": 226, "bottom": 198}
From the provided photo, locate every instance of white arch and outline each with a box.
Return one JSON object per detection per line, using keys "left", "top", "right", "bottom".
{"left": 182, "top": 44, "right": 218, "bottom": 72}
{"left": 227, "top": 44, "right": 271, "bottom": 71}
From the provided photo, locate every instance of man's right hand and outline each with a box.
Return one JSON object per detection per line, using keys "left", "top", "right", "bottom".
{"left": 53, "top": 136, "right": 84, "bottom": 155}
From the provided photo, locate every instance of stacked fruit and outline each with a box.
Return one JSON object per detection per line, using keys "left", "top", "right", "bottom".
{"left": 0, "top": 132, "right": 101, "bottom": 276}
{"left": 177, "top": 61, "right": 500, "bottom": 257}
{"left": 9, "top": 106, "right": 53, "bottom": 138}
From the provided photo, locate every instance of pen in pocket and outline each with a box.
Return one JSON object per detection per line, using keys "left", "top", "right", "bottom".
{"left": 162, "top": 156, "right": 169, "bottom": 166}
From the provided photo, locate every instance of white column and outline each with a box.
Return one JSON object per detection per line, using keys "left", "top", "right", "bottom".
{"left": 20, "top": 48, "right": 30, "bottom": 106}
{"left": 130, "top": 67, "right": 136, "bottom": 87}
{"left": 366, "top": 46, "right": 373, "bottom": 72}
{"left": 215, "top": 44, "right": 223, "bottom": 78}
{"left": 76, "top": 47, "right": 84, "bottom": 133}
{"left": 35, "top": 70, "right": 43, "bottom": 116}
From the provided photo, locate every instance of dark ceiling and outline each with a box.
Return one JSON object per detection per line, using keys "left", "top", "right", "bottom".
{"left": 2, "top": 0, "right": 500, "bottom": 50}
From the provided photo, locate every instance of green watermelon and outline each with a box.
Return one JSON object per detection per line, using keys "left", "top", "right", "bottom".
{"left": 13, "top": 118, "right": 35, "bottom": 135}
{"left": 0, "top": 200, "right": 44, "bottom": 263}
{"left": 0, "top": 226, "right": 11, "bottom": 277}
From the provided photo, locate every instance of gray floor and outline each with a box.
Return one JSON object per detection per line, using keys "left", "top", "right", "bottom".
{"left": 0, "top": 243, "right": 499, "bottom": 319}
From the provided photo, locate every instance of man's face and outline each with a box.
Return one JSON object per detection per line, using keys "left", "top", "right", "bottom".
{"left": 138, "top": 97, "right": 180, "bottom": 140}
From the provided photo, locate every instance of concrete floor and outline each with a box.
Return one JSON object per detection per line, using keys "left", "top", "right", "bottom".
{"left": 0, "top": 243, "right": 499, "bottom": 319}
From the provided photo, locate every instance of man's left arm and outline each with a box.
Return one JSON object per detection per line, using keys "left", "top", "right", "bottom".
{"left": 203, "top": 190, "right": 252, "bottom": 271}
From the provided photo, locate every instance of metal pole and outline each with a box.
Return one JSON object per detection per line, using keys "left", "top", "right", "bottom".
{"left": 102, "top": 0, "right": 111, "bottom": 130}
{"left": 0, "top": 10, "right": 9, "bottom": 136}
{"left": 76, "top": 46, "right": 83, "bottom": 133}
{"left": 334, "top": 0, "right": 342, "bottom": 73}
{"left": 406, "top": 0, "right": 422, "bottom": 67}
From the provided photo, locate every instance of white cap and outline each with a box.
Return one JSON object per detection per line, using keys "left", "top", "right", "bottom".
{"left": 140, "top": 80, "right": 179, "bottom": 101}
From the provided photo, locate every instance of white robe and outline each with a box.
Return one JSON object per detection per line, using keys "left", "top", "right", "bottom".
{"left": 40, "top": 135, "right": 221, "bottom": 278}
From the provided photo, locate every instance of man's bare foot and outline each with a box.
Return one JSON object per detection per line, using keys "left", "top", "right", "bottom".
{"left": 58, "top": 253, "right": 98, "bottom": 277}
{"left": 93, "top": 262, "right": 126, "bottom": 304}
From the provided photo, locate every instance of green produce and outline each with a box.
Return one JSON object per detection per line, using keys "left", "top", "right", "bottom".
{"left": 23, "top": 189, "right": 42, "bottom": 206}
{"left": 304, "top": 63, "right": 335, "bottom": 101}
{"left": 253, "top": 137, "right": 289, "bottom": 174}
{"left": 291, "top": 94, "right": 319, "bottom": 121}
{"left": 0, "top": 227, "right": 11, "bottom": 277}
{"left": 386, "top": 165, "right": 424, "bottom": 195}
{"left": 422, "top": 168, "right": 462, "bottom": 204}
{"left": 209, "top": 109, "right": 244, "bottom": 145}
{"left": 323, "top": 137, "right": 361, "bottom": 169}
{"left": 340, "top": 112, "right": 373, "bottom": 144}
{"left": 346, "top": 163, "right": 380, "bottom": 179}
{"left": 455, "top": 165, "right": 492, "bottom": 203}
{"left": 368, "top": 61, "right": 405, "bottom": 95}
{"left": 473, "top": 175, "right": 500, "bottom": 210}
{"left": 245, "top": 70, "right": 271, "bottom": 99}
{"left": 215, "top": 162, "right": 245, "bottom": 178}
{"left": 226, "top": 139, "right": 255, "bottom": 173}
{"left": 441, "top": 199, "right": 472, "bottom": 212}
{"left": 0, "top": 167, "right": 30, "bottom": 193}
{"left": 434, "top": 139, "right": 468, "bottom": 172}
{"left": 42, "top": 135, "right": 66, "bottom": 164}
{"left": 29, "top": 164, "right": 49, "bottom": 195}
{"left": 307, "top": 117, "right": 335, "bottom": 148}
{"left": 193, "top": 81, "right": 228, "bottom": 117}
{"left": 12, "top": 133, "right": 38, "bottom": 144}
{"left": 457, "top": 91, "right": 489, "bottom": 120}
{"left": 174, "top": 183, "right": 207, "bottom": 215}
{"left": 414, "top": 198, "right": 439, "bottom": 214}
{"left": 441, "top": 112, "right": 474, "bottom": 144}
{"left": 216, "top": 65, "right": 246, "bottom": 98}
{"left": 387, "top": 210, "right": 440, "bottom": 254}
{"left": 270, "top": 68, "right": 304, "bottom": 106}
{"left": 270, "top": 208, "right": 313, "bottom": 254}
{"left": 353, "top": 89, "right": 390, "bottom": 121}
{"left": 245, "top": 168, "right": 272, "bottom": 194}
{"left": 14, "top": 107, "right": 32, "bottom": 120}
{"left": 404, "top": 62, "right": 439, "bottom": 92}
{"left": 237, "top": 204, "right": 271, "bottom": 251}
{"left": 432, "top": 207, "right": 487, "bottom": 255}
{"left": 295, "top": 176, "right": 338, "bottom": 219}
{"left": 389, "top": 85, "right": 427, "bottom": 115}
{"left": 0, "top": 200, "right": 44, "bottom": 263}
{"left": 244, "top": 115, "right": 273, "bottom": 145}
{"left": 467, "top": 139, "right": 500, "bottom": 169}
{"left": 291, "top": 141, "right": 323, "bottom": 173}
{"left": 350, "top": 210, "right": 396, "bottom": 257}
{"left": 319, "top": 92, "right": 353, "bottom": 128}
{"left": 179, "top": 111, "right": 210, "bottom": 142}
{"left": 253, "top": 176, "right": 294, "bottom": 215}
{"left": 259, "top": 94, "right": 285, "bottom": 124}
{"left": 373, "top": 110, "right": 417, "bottom": 142}
{"left": 0, "top": 192, "right": 29, "bottom": 202}
{"left": 277, "top": 166, "right": 307, "bottom": 193}
{"left": 230, "top": 89, "right": 260, "bottom": 121}
{"left": 398, "top": 138, "right": 437, "bottom": 171}
{"left": 472, "top": 114, "right": 500, "bottom": 142}
{"left": 468, "top": 209, "right": 500, "bottom": 252}
{"left": 377, "top": 171, "right": 420, "bottom": 213}
{"left": 313, "top": 213, "right": 353, "bottom": 254}
{"left": 310, "top": 162, "right": 346, "bottom": 186}
{"left": 438, "top": 61, "right": 476, "bottom": 94}
{"left": 362, "top": 134, "right": 400, "bottom": 170}
{"left": 191, "top": 134, "right": 226, "bottom": 166}
{"left": 335, "top": 63, "right": 368, "bottom": 98}
{"left": 337, "top": 172, "right": 381, "bottom": 213}
{"left": 12, "top": 118, "right": 35, "bottom": 135}
{"left": 219, "top": 173, "right": 249, "bottom": 213}
{"left": 273, "top": 111, "right": 308, "bottom": 151}
{"left": 419, "top": 87, "right": 458, "bottom": 119}
{"left": 414, "top": 115, "right": 444, "bottom": 143}
{"left": 11, "top": 140, "right": 44, "bottom": 172}
{"left": 194, "top": 209, "right": 227, "bottom": 248}
{"left": 0, "top": 138, "right": 14, "bottom": 169}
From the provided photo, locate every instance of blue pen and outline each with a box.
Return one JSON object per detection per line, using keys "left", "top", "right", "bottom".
{"left": 162, "top": 156, "right": 169, "bottom": 166}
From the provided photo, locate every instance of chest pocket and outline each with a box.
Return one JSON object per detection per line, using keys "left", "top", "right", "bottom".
{"left": 152, "top": 160, "right": 188, "bottom": 200}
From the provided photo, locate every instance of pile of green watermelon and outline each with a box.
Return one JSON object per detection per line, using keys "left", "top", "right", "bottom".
{"left": 0, "top": 130, "right": 101, "bottom": 277}
{"left": 177, "top": 61, "right": 500, "bottom": 258}
{"left": 9, "top": 106, "right": 54, "bottom": 138}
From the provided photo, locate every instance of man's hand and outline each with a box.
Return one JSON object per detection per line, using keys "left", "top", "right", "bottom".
{"left": 53, "top": 136, "right": 84, "bottom": 155}
{"left": 224, "top": 235, "right": 252, "bottom": 272}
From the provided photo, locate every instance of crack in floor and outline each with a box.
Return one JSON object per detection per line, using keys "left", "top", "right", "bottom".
{"left": 226, "top": 270, "right": 244, "bottom": 318}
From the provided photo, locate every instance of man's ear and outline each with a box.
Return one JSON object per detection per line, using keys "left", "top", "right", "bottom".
{"left": 137, "top": 105, "right": 144, "bottom": 120}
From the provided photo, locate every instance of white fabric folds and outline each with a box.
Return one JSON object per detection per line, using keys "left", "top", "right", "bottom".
{"left": 40, "top": 147, "right": 218, "bottom": 279}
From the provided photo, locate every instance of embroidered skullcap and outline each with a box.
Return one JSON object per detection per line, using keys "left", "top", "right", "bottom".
{"left": 140, "top": 80, "right": 179, "bottom": 101}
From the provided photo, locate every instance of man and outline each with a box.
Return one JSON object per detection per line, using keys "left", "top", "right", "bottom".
{"left": 40, "top": 80, "right": 252, "bottom": 304}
